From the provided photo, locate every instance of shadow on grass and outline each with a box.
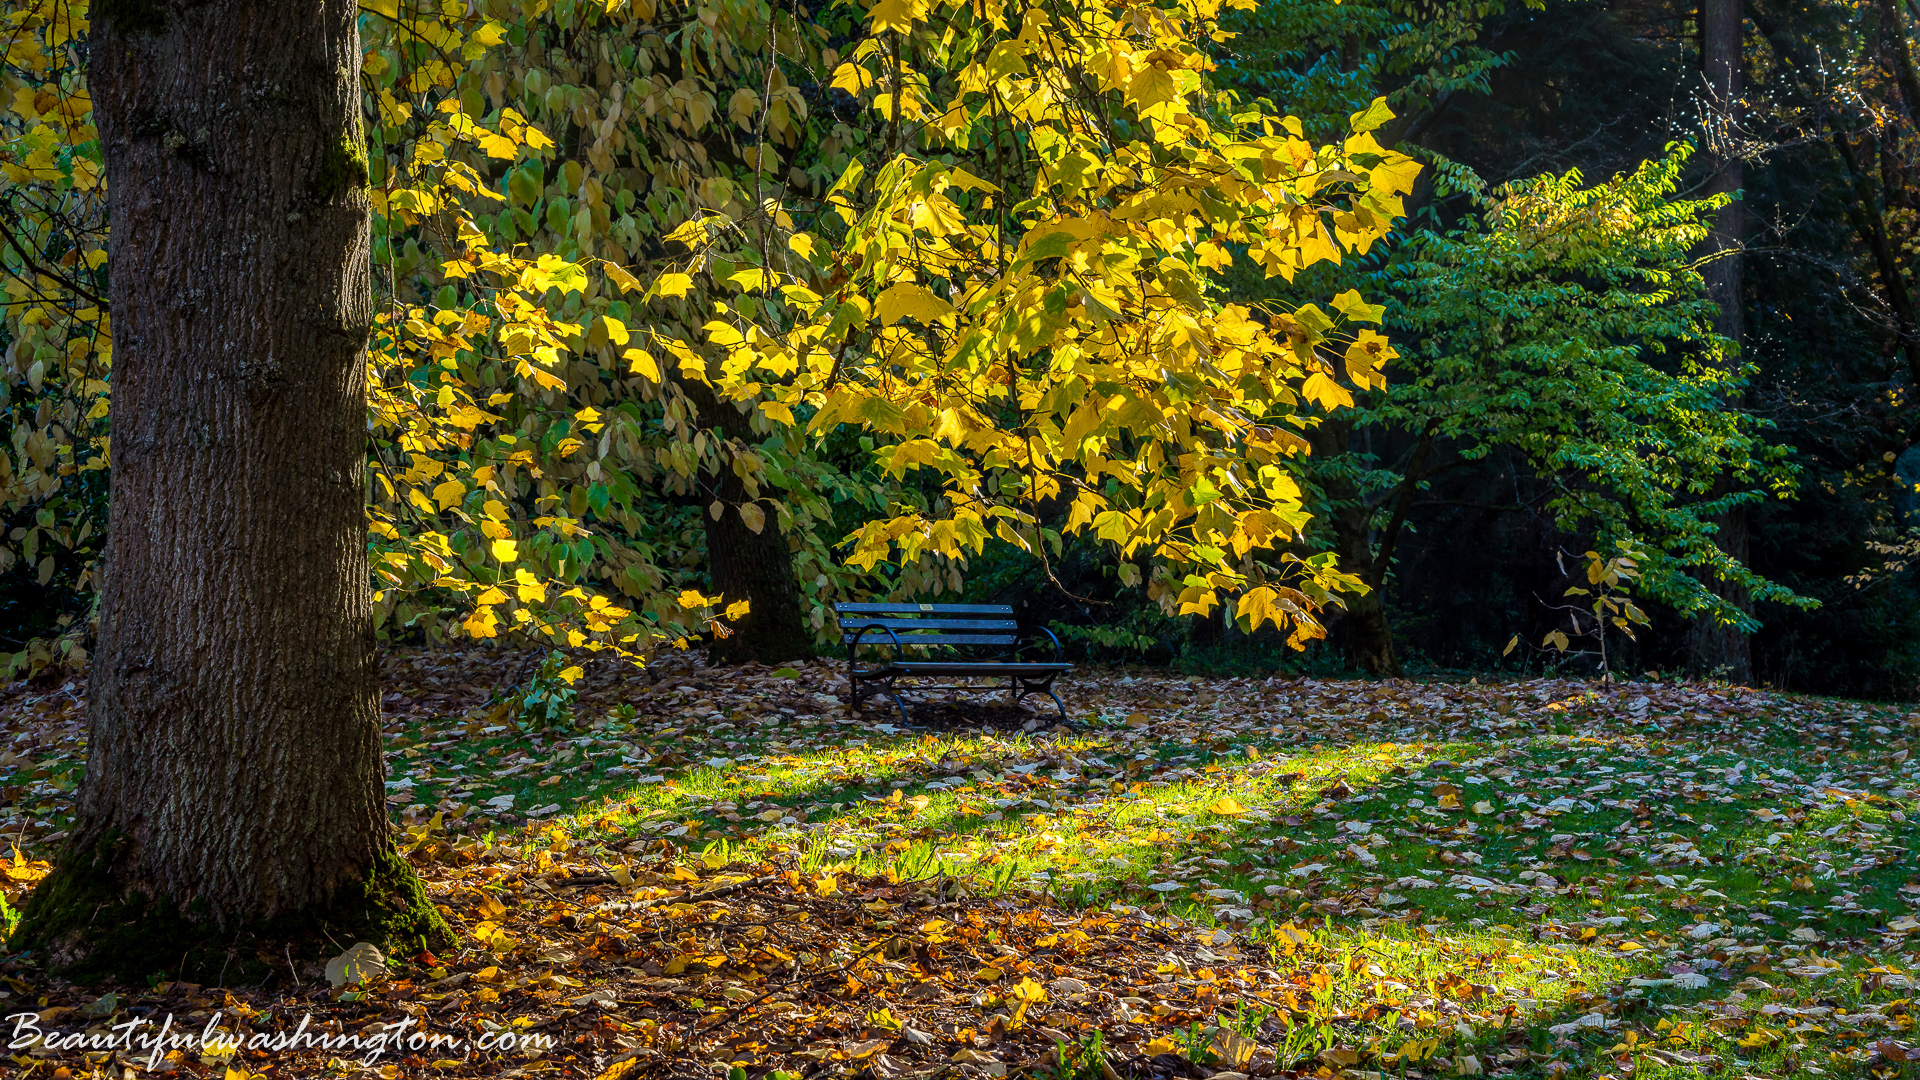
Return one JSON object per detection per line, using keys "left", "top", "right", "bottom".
{"left": 385, "top": 679, "right": 1917, "bottom": 1078}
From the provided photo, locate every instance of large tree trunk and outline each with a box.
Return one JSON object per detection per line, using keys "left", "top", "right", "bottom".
{"left": 17, "top": 0, "right": 446, "bottom": 980}
{"left": 1688, "top": 0, "right": 1754, "bottom": 683}
{"left": 683, "top": 384, "right": 815, "bottom": 666}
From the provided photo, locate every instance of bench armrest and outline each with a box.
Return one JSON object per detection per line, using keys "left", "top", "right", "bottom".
{"left": 848, "top": 622, "right": 904, "bottom": 666}
{"left": 1017, "top": 624, "right": 1064, "bottom": 664}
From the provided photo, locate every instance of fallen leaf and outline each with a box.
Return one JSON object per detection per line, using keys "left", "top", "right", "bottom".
{"left": 325, "top": 942, "right": 387, "bottom": 988}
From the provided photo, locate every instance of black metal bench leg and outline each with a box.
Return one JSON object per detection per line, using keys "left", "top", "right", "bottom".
{"left": 851, "top": 682, "right": 909, "bottom": 725}
{"left": 850, "top": 676, "right": 876, "bottom": 711}
{"left": 1010, "top": 675, "right": 1068, "bottom": 723}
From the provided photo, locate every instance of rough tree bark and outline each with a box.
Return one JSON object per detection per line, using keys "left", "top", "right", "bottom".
{"left": 15, "top": 0, "right": 447, "bottom": 979}
{"left": 682, "top": 383, "right": 815, "bottom": 666}
{"left": 1687, "top": 0, "right": 1754, "bottom": 683}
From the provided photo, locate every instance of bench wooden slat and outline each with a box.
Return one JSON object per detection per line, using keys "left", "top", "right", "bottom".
{"left": 840, "top": 617, "right": 1018, "bottom": 631}
{"left": 857, "top": 662, "right": 1071, "bottom": 676}
{"left": 844, "top": 633, "right": 1016, "bottom": 646}
{"left": 835, "top": 602, "right": 1014, "bottom": 614}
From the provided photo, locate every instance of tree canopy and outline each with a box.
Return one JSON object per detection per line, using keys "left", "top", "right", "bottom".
{"left": 5, "top": 0, "right": 1920, "bottom": 692}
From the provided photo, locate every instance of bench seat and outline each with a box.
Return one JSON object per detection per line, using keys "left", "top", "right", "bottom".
{"left": 859, "top": 661, "right": 1073, "bottom": 677}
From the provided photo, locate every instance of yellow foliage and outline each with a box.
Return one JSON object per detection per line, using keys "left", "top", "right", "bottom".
{"left": 643, "top": 0, "right": 1416, "bottom": 639}
{"left": 4, "top": 0, "right": 1415, "bottom": 675}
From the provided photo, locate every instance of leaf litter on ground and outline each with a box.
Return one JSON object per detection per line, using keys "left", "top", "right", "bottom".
{"left": 0, "top": 651, "right": 1917, "bottom": 1079}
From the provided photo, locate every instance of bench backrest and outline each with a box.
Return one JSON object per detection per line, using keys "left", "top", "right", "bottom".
{"left": 834, "top": 602, "right": 1016, "bottom": 650}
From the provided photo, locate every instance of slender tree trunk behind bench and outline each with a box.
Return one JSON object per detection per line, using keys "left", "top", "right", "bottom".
{"left": 683, "top": 384, "right": 815, "bottom": 666}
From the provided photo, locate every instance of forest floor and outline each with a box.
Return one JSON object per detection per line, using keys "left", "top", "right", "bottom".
{"left": 0, "top": 649, "right": 1916, "bottom": 1080}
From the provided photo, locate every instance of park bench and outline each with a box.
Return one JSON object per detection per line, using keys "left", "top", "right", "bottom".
{"left": 835, "top": 602, "right": 1072, "bottom": 723}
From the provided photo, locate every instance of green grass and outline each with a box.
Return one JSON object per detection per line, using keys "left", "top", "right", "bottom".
{"left": 364, "top": 671, "right": 1920, "bottom": 1078}
{"left": 9, "top": 663, "right": 1919, "bottom": 1077}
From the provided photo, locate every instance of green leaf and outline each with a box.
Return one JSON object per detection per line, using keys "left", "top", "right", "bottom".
{"left": 1330, "top": 289, "right": 1385, "bottom": 324}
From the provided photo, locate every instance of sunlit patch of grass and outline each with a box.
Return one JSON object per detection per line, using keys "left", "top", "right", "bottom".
{"left": 378, "top": 684, "right": 1920, "bottom": 1078}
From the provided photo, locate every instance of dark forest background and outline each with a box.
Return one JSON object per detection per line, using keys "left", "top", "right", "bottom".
{"left": 953, "top": 0, "right": 1920, "bottom": 697}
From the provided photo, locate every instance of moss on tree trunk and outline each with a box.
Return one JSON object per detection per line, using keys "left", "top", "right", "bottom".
{"left": 15, "top": 834, "right": 450, "bottom": 983}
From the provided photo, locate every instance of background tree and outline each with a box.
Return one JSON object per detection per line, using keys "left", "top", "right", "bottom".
{"left": 1686, "top": 0, "right": 1753, "bottom": 680}
{"left": 664, "top": 0, "right": 1423, "bottom": 644}
{"left": 1202, "top": 0, "right": 1799, "bottom": 675}
{"left": 677, "top": 375, "right": 817, "bottom": 664}
{"left": 1327, "top": 151, "right": 1800, "bottom": 675}
{"left": 12, "top": 0, "right": 447, "bottom": 976}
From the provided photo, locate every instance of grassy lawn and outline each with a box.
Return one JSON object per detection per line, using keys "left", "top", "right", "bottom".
{"left": 2, "top": 652, "right": 1917, "bottom": 1078}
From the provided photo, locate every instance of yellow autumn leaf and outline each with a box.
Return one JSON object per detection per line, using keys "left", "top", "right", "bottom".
{"left": 1349, "top": 97, "right": 1395, "bottom": 132}
{"left": 491, "top": 538, "right": 518, "bottom": 562}
{"left": 652, "top": 272, "right": 694, "bottom": 299}
{"left": 1301, "top": 371, "right": 1355, "bottom": 409}
{"left": 868, "top": 0, "right": 918, "bottom": 32}
{"left": 738, "top": 502, "right": 766, "bottom": 534}
{"left": 1330, "top": 288, "right": 1385, "bottom": 324}
{"left": 1369, "top": 151, "right": 1424, "bottom": 196}
{"left": 1129, "top": 65, "right": 1177, "bottom": 108}
{"left": 431, "top": 479, "right": 465, "bottom": 510}
{"left": 1009, "top": 977, "right": 1047, "bottom": 1003}
{"left": 1207, "top": 796, "right": 1250, "bottom": 816}
{"left": 463, "top": 607, "right": 500, "bottom": 639}
{"left": 873, "top": 283, "right": 953, "bottom": 325}
{"left": 624, "top": 348, "right": 661, "bottom": 381}
{"left": 477, "top": 132, "right": 519, "bottom": 159}
{"left": 831, "top": 62, "right": 875, "bottom": 95}
{"left": 602, "top": 262, "right": 644, "bottom": 293}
